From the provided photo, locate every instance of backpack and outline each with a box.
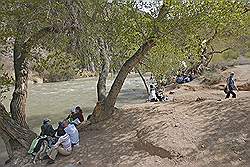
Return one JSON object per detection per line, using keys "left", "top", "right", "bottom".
{"left": 224, "top": 85, "right": 228, "bottom": 94}
{"left": 28, "top": 136, "right": 47, "bottom": 155}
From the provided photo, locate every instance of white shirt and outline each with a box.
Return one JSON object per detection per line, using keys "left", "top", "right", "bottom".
{"left": 64, "top": 124, "right": 79, "bottom": 145}
{"left": 54, "top": 133, "right": 72, "bottom": 151}
{"left": 72, "top": 118, "right": 81, "bottom": 125}
{"left": 149, "top": 89, "right": 157, "bottom": 100}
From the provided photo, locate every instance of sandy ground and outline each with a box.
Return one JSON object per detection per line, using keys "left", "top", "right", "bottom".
{"left": 3, "top": 65, "right": 249, "bottom": 167}
{"left": 29, "top": 65, "right": 249, "bottom": 167}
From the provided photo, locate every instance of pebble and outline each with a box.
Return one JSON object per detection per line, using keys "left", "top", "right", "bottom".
{"left": 169, "top": 91, "right": 175, "bottom": 94}
{"left": 64, "top": 164, "right": 76, "bottom": 167}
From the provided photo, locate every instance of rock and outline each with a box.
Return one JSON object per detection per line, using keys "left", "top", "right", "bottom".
{"left": 64, "top": 164, "right": 76, "bottom": 167}
{"left": 169, "top": 91, "right": 175, "bottom": 94}
{"left": 32, "top": 77, "right": 43, "bottom": 84}
{"left": 238, "top": 82, "right": 250, "bottom": 91}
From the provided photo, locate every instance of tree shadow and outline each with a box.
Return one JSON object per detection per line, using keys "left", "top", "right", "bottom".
{"left": 51, "top": 103, "right": 183, "bottom": 167}
{"left": 188, "top": 98, "right": 249, "bottom": 167}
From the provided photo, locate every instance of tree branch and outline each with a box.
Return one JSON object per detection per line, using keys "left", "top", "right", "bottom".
{"left": 23, "top": 25, "right": 78, "bottom": 52}
{"left": 206, "top": 47, "right": 231, "bottom": 56}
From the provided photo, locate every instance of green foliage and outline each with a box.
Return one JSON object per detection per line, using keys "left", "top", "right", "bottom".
{"left": 144, "top": 0, "right": 249, "bottom": 84}
{"left": 0, "top": 0, "right": 69, "bottom": 42}
{"left": 0, "top": 64, "right": 13, "bottom": 101}
{"left": 200, "top": 69, "right": 223, "bottom": 86}
{"left": 0, "top": 0, "right": 249, "bottom": 85}
{"left": 33, "top": 52, "right": 79, "bottom": 82}
{"left": 145, "top": 39, "right": 185, "bottom": 83}
{"left": 72, "top": 0, "right": 157, "bottom": 73}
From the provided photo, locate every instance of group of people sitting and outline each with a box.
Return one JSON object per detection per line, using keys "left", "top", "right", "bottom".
{"left": 147, "top": 75, "right": 168, "bottom": 102}
{"left": 148, "top": 84, "right": 168, "bottom": 102}
{"left": 28, "top": 106, "right": 85, "bottom": 164}
{"left": 175, "top": 74, "right": 193, "bottom": 84}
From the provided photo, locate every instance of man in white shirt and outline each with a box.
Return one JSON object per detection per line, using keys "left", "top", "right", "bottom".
{"left": 46, "top": 129, "right": 72, "bottom": 164}
{"left": 148, "top": 84, "right": 158, "bottom": 102}
{"left": 63, "top": 120, "right": 80, "bottom": 147}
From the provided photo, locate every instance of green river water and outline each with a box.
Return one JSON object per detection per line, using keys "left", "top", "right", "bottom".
{"left": 0, "top": 74, "right": 148, "bottom": 166}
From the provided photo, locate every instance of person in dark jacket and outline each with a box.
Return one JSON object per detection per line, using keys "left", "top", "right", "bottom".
{"left": 225, "top": 72, "right": 238, "bottom": 98}
{"left": 40, "top": 118, "right": 55, "bottom": 137}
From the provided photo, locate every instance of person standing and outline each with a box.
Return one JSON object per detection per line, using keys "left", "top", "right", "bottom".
{"left": 225, "top": 72, "right": 238, "bottom": 99}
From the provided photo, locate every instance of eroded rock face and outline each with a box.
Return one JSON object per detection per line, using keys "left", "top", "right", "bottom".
{"left": 32, "top": 77, "right": 43, "bottom": 84}
{"left": 212, "top": 82, "right": 250, "bottom": 91}
{"left": 238, "top": 82, "right": 250, "bottom": 91}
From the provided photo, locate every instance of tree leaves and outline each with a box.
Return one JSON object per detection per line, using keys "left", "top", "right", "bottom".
{"left": 0, "top": 64, "right": 13, "bottom": 102}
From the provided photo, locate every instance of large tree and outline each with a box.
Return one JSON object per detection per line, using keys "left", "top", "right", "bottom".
{"left": 0, "top": 0, "right": 77, "bottom": 159}
{"left": 0, "top": 0, "right": 249, "bottom": 164}
{"left": 72, "top": 0, "right": 159, "bottom": 122}
{"left": 141, "top": 0, "right": 249, "bottom": 84}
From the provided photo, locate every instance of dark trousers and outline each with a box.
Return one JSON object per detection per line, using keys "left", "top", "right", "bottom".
{"left": 225, "top": 90, "right": 236, "bottom": 98}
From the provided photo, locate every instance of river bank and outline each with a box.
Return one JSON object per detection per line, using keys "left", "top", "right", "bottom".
{"left": 2, "top": 65, "right": 250, "bottom": 167}
{"left": 0, "top": 74, "right": 149, "bottom": 166}
{"left": 16, "top": 64, "right": 248, "bottom": 167}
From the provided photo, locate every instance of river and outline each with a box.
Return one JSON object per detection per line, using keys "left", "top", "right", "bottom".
{"left": 0, "top": 74, "right": 148, "bottom": 165}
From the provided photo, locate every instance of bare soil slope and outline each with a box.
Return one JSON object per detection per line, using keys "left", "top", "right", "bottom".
{"left": 12, "top": 65, "right": 249, "bottom": 167}
{"left": 46, "top": 96, "right": 249, "bottom": 167}
{"left": 42, "top": 65, "right": 250, "bottom": 167}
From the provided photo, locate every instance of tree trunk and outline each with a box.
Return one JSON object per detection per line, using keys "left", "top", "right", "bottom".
{"left": 91, "top": 39, "right": 155, "bottom": 123}
{"left": 0, "top": 103, "right": 36, "bottom": 158}
{"left": 97, "top": 38, "right": 110, "bottom": 101}
{"left": 135, "top": 67, "right": 149, "bottom": 95}
{"left": 10, "top": 40, "right": 29, "bottom": 129}
{"left": 89, "top": 57, "right": 96, "bottom": 72}
{"left": 105, "top": 39, "right": 155, "bottom": 109}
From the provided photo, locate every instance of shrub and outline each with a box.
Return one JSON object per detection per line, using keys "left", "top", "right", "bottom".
{"left": 0, "top": 64, "right": 13, "bottom": 101}
{"left": 200, "top": 69, "right": 223, "bottom": 86}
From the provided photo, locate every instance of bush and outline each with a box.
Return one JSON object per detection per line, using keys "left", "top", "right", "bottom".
{"left": 200, "top": 68, "right": 223, "bottom": 86}
{"left": 0, "top": 64, "right": 13, "bottom": 101}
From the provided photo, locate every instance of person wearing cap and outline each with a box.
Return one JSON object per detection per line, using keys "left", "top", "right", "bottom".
{"left": 46, "top": 129, "right": 72, "bottom": 164}
{"left": 40, "top": 118, "right": 55, "bottom": 137}
{"left": 225, "top": 72, "right": 238, "bottom": 98}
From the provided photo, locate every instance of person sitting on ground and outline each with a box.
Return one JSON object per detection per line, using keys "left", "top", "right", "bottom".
{"left": 148, "top": 84, "right": 158, "bottom": 102}
{"left": 28, "top": 119, "right": 56, "bottom": 160}
{"left": 149, "top": 74, "right": 156, "bottom": 85}
{"left": 46, "top": 128, "right": 72, "bottom": 164}
{"left": 176, "top": 74, "right": 184, "bottom": 84}
{"left": 66, "top": 106, "right": 84, "bottom": 126}
{"left": 156, "top": 88, "right": 168, "bottom": 102}
{"left": 40, "top": 118, "right": 57, "bottom": 149}
{"left": 75, "top": 106, "right": 84, "bottom": 122}
{"left": 225, "top": 72, "right": 238, "bottom": 99}
{"left": 40, "top": 118, "right": 55, "bottom": 137}
{"left": 183, "top": 75, "right": 191, "bottom": 83}
{"left": 63, "top": 119, "right": 80, "bottom": 147}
